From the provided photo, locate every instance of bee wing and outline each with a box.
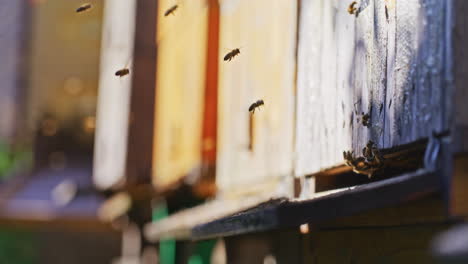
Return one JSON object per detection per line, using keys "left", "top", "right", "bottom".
{"left": 124, "top": 57, "right": 133, "bottom": 69}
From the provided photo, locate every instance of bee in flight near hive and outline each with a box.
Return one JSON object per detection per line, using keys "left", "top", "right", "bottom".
{"left": 348, "top": 1, "right": 358, "bottom": 15}
{"left": 249, "top": 100, "right": 264, "bottom": 114}
{"left": 164, "top": 5, "right": 178, "bottom": 16}
{"left": 76, "top": 3, "right": 92, "bottom": 13}
{"left": 115, "top": 68, "right": 130, "bottom": 77}
{"left": 224, "top": 48, "right": 241, "bottom": 62}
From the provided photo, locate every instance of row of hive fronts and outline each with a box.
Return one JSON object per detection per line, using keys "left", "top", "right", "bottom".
{"left": 93, "top": 0, "right": 454, "bottom": 199}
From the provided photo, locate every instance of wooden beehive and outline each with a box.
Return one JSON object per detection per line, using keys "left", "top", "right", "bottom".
{"left": 144, "top": 0, "right": 468, "bottom": 243}
{"left": 295, "top": 0, "right": 453, "bottom": 177}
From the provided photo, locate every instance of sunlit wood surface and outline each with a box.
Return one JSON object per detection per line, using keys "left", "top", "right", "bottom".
{"left": 153, "top": 0, "right": 209, "bottom": 189}
{"left": 216, "top": 0, "right": 297, "bottom": 198}
{"left": 93, "top": 0, "right": 136, "bottom": 189}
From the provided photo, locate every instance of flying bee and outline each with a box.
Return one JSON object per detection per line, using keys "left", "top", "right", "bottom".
{"left": 348, "top": 1, "right": 358, "bottom": 15}
{"left": 76, "top": 3, "right": 92, "bottom": 13}
{"left": 164, "top": 5, "right": 178, "bottom": 16}
{"left": 249, "top": 99, "right": 264, "bottom": 114}
{"left": 115, "top": 68, "right": 130, "bottom": 77}
{"left": 224, "top": 48, "right": 241, "bottom": 62}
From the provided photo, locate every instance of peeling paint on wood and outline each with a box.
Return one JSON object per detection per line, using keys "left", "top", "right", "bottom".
{"left": 296, "top": 0, "right": 453, "bottom": 176}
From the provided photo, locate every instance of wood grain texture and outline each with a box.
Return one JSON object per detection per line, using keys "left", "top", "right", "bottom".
{"left": 388, "top": 0, "right": 448, "bottom": 146}
{"left": 93, "top": 0, "right": 136, "bottom": 189}
{"left": 216, "top": 0, "right": 297, "bottom": 198}
{"left": 296, "top": 0, "right": 454, "bottom": 176}
{"left": 152, "top": 0, "right": 209, "bottom": 189}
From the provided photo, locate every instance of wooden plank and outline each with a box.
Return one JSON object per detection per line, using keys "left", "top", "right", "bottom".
{"left": 192, "top": 169, "right": 439, "bottom": 240}
{"left": 144, "top": 194, "right": 284, "bottom": 241}
{"left": 125, "top": 0, "right": 158, "bottom": 186}
{"left": 216, "top": 0, "right": 297, "bottom": 198}
{"left": 296, "top": 0, "right": 388, "bottom": 175}
{"left": 93, "top": 0, "right": 136, "bottom": 189}
{"left": 197, "top": 0, "right": 220, "bottom": 197}
{"left": 351, "top": 0, "right": 388, "bottom": 150}
{"left": 295, "top": 0, "right": 324, "bottom": 176}
{"left": 384, "top": 0, "right": 397, "bottom": 147}
{"left": 387, "top": 0, "right": 449, "bottom": 146}
{"left": 152, "top": 0, "right": 209, "bottom": 190}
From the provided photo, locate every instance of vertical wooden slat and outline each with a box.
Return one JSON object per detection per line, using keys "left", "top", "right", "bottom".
{"left": 384, "top": 0, "right": 397, "bottom": 148}
{"left": 296, "top": 0, "right": 325, "bottom": 176}
{"left": 320, "top": 0, "right": 337, "bottom": 167}
{"left": 152, "top": 0, "right": 209, "bottom": 190}
{"left": 334, "top": 0, "right": 355, "bottom": 171}
{"left": 388, "top": 0, "right": 448, "bottom": 147}
{"left": 352, "top": 0, "right": 388, "bottom": 155}
{"left": 296, "top": 0, "right": 388, "bottom": 173}
{"left": 216, "top": 0, "right": 297, "bottom": 197}
{"left": 197, "top": 0, "right": 220, "bottom": 196}
{"left": 202, "top": 0, "right": 220, "bottom": 165}
{"left": 370, "top": 0, "right": 388, "bottom": 147}
{"left": 125, "top": 0, "right": 158, "bottom": 186}
{"left": 94, "top": 0, "right": 137, "bottom": 189}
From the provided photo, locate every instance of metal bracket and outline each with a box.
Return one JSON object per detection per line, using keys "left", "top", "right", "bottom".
{"left": 424, "top": 133, "right": 441, "bottom": 172}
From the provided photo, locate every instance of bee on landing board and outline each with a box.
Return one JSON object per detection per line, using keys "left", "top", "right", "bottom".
{"left": 224, "top": 48, "right": 241, "bottom": 62}
{"left": 348, "top": 1, "right": 358, "bottom": 15}
{"left": 164, "top": 5, "right": 178, "bottom": 16}
{"left": 249, "top": 100, "right": 264, "bottom": 114}
{"left": 115, "top": 68, "right": 130, "bottom": 77}
{"left": 76, "top": 3, "right": 92, "bottom": 13}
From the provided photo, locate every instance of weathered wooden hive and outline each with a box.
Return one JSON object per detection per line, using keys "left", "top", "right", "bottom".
{"left": 144, "top": 0, "right": 468, "bottom": 245}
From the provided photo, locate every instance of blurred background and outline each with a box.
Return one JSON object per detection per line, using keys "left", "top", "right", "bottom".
{"left": 0, "top": 0, "right": 120, "bottom": 263}
{"left": 1, "top": 0, "right": 468, "bottom": 264}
